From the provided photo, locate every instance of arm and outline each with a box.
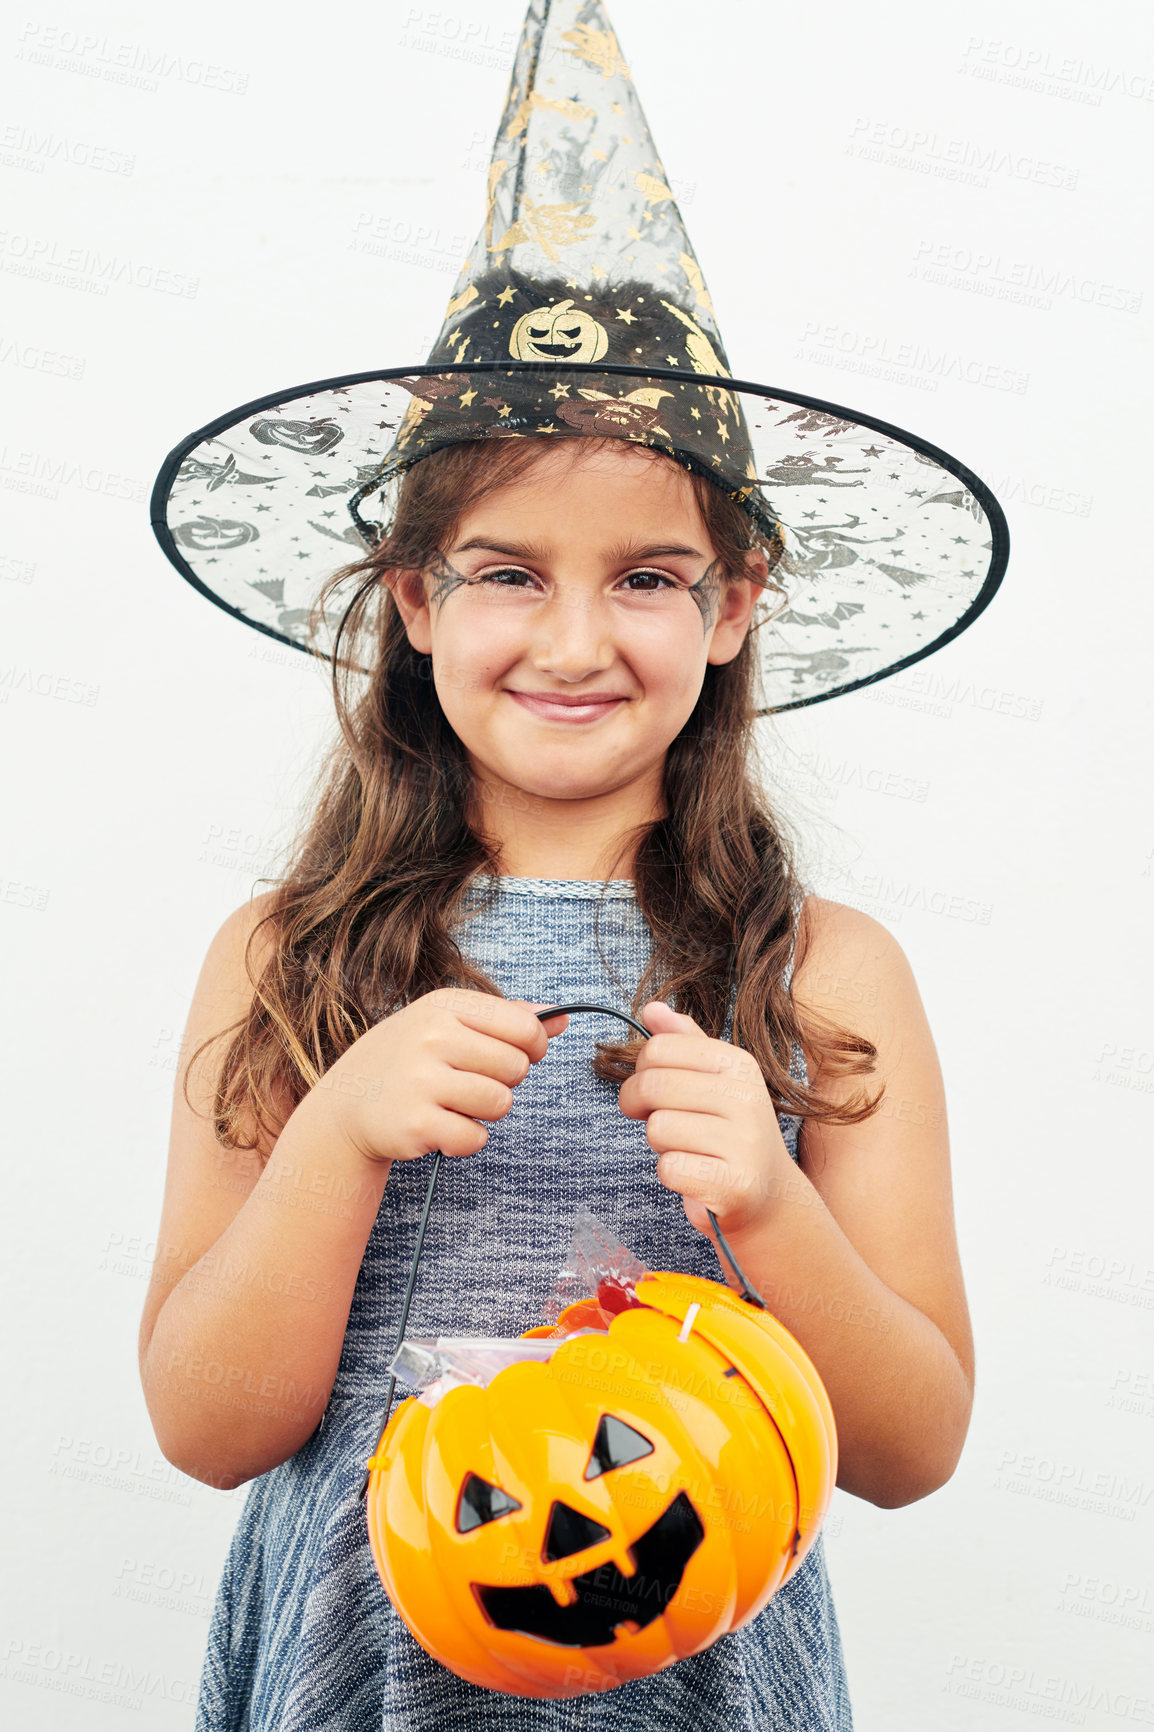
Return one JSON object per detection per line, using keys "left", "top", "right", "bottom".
{"left": 138, "top": 896, "right": 388, "bottom": 1491}
{"left": 725, "top": 897, "right": 974, "bottom": 1509}
{"left": 627, "top": 896, "right": 974, "bottom": 1511}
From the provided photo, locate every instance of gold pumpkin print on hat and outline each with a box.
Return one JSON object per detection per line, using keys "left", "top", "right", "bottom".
{"left": 509, "top": 299, "right": 610, "bottom": 363}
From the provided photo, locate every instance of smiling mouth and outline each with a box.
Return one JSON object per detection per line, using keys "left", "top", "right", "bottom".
{"left": 508, "top": 692, "right": 625, "bottom": 722}
{"left": 473, "top": 1491, "right": 705, "bottom": 1648}
{"left": 526, "top": 339, "right": 582, "bottom": 356}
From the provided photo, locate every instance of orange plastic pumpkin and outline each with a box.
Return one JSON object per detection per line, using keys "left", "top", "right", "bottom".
{"left": 365, "top": 1269, "right": 837, "bottom": 1698}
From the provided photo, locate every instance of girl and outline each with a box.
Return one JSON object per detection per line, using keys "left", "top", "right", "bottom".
{"left": 141, "top": 3, "right": 1003, "bottom": 1725}
{"left": 140, "top": 427, "right": 974, "bottom": 1731}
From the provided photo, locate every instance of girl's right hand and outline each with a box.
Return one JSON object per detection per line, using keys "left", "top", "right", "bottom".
{"left": 309, "top": 987, "right": 570, "bottom": 1165}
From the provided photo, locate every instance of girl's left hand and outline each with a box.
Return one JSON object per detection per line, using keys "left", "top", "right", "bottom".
{"left": 616, "top": 999, "right": 797, "bottom": 1241}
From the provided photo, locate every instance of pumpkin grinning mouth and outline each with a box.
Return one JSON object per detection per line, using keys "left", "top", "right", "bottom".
{"left": 472, "top": 1490, "right": 705, "bottom": 1647}
{"left": 524, "top": 338, "right": 584, "bottom": 356}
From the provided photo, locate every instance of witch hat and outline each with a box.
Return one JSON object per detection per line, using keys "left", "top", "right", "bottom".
{"left": 150, "top": 0, "right": 1008, "bottom": 715}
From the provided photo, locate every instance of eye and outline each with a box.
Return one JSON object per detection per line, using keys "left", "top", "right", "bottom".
{"left": 559, "top": 326, "right": 582, "bottom": 339}
{"left": 584, "top": 1414, "right": 654, "bottom": 1481}
{"left": 621, "top": 569, "right": 679, "bottom": 594}
{"left": 474, "top": 565, "right": 536, "bottom": 588}
{"left": 456, "top": 1472, "right": 523, "bottom": 1533}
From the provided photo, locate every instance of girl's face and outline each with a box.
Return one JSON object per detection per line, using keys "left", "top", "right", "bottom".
{"left": 389, "top": 440, "right": 762, "bottom": 868}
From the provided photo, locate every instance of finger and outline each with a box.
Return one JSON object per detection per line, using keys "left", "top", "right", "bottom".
{"left": 619, "top": 1064, "right": 760, "bottom": 1120}
{"left": 438, "top": 991, "right": 556, "bottom": 1062}
{"left": 446, "top": 1050, "right": 536, "bottom": 1112}
{"left": 654, "top": 1148, "right": 732, "bottom": 1205}
{"left": 415, "top": 1004, "right": 540, "bottom": 1087}
{"left": 641, "top": 1106, "right": 737, "bottom": 1160}
{"left": 679, "top": 1196, "right": 716, "bottom": 1240}
{"left": 505, "top": 998, "right": 569, "bottom": 1059}
{"left": 640, "top": 998, "right": 697, "bottom": 1026}
{"left": 632, "top": 1031, "right": 757, "bottom": 1081}
{"left": 418, "top": 1105, "right": 493, "bottom": 1159}
{"left": 655, "top": 1149, "right": 773, "bottom": 1224}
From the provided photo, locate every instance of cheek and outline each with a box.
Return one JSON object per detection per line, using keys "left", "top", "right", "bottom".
{"left": 629, "top": 612, "right": 711, "bottom": 690}
{"left": 430, "top": 605, "right": 517, "bottom": 694}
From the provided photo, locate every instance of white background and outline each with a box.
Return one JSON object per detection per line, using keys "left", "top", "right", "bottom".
{"left": 2, "top": 0, "right": 1152, "bottom": 1726}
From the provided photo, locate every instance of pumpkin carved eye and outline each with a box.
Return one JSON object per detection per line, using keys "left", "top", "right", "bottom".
{"left": 584, "top": 1414, "right": 654, "bottom": 1480}
{"left": 456, "top": 1472, "right": 523, "bottom": 1534}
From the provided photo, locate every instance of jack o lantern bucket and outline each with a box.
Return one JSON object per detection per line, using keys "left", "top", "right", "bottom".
{"left": 362, "top": 1002, "right": 837, "bottom": 1699}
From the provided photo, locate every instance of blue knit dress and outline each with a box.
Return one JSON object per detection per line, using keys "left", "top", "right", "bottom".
{"left": 193, "top": 875, "right": 853, "bottom": 1730}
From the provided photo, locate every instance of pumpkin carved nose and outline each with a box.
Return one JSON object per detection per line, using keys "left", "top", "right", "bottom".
{"left": 543, "top": 1501, "right": 611, "bottom": 1562}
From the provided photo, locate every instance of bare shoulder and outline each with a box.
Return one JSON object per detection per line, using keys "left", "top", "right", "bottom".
{"left": 793, "top": 893, "right": 912, "bottom": 996}
{"left": 178, "top": 890, "right": 285, "bottom": 1116}
{"left": 788, "top": 894, "right": 973, "bottom": 1390}
{"left": 196, "top": 886, "right": 278, "bottom": 1018}
{"left": 789, "top": 890, "right": 942, "bottom": 1127}
{"left": 137, "top": 889, "right": 290, "bottom": 1369}
{"left": 791, "top": 894, "right": 927, "bottom": 1086}
{"left": 214, "top": 886, "right": 283, "bottom": 978}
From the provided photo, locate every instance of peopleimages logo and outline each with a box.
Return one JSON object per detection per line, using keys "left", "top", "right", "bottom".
{"left": 960, "top": 35, "right": 1154, "bottom": 105}
{"left": 795, "top": 320, "right": 1029, "bottom": 395}
{"left": 0, "top": 335, "right": 85, "bottom": 379}
{"left": 0, "top": 230, "right": 198, "bottom": 298}
{"left": 847, "top": 117, "right": 1079, "bottom": 191}
{"left": 911, "top": 240, "right": 1142, "bottom": 314}
{"left": 944, "top": 1653, "right": 1154, "bottom": 1724}
{"left": 0, "top": 123, "right": 134, "bottom": 176}
{"left": 0, "top": 446, "right": 147, "bottom": 502}
{"left": 15, "top": 22, "right": 249, "bottom": 95}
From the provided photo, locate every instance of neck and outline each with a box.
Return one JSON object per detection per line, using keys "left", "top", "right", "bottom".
{"left": 466, "top": 767, "right": 665, "bottom": 884}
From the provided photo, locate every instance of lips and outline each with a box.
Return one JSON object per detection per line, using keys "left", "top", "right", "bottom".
{"left": 508, "top": 692, "right": 625, "bottom": 724}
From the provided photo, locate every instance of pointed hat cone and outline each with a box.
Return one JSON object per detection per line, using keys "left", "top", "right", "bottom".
{"left": 376, "top": 0, "right": 761, "bottom": 500}
{"left": 431, "top": 0, "right": 732, "bottom": 376}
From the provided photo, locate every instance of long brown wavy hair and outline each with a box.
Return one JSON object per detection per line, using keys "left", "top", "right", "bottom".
{"left": 188, "top": 433, "right": 882, "bottom": 1159}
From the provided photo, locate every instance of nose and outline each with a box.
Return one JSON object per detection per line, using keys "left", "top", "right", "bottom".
{"left": 528, "top": 580, "right": 618, "bottom": 682}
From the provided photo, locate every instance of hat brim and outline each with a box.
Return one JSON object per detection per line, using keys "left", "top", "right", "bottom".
{"left": 151, "top": 361, "right": 1008, "bottom": 717}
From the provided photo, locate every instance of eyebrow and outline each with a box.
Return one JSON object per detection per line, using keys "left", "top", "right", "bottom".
{"left": 451, "top": 537, "right": 708, "bottom": 562}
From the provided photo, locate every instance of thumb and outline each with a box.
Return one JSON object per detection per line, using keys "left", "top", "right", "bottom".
{"left": 640, "top": 999, "right": 698, "bottom": 1032}
{"left": 520, "top": 999, "right": 569, "bottom": 1021}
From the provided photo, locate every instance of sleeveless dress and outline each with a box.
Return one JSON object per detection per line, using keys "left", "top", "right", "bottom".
{"left": 193, "top": 876, "right": 854, "bottom": 1731}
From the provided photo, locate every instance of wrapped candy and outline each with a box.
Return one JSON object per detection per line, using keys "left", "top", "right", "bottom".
{"left": 388, "top": 1206, "right": 648, "bottom": 1404}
